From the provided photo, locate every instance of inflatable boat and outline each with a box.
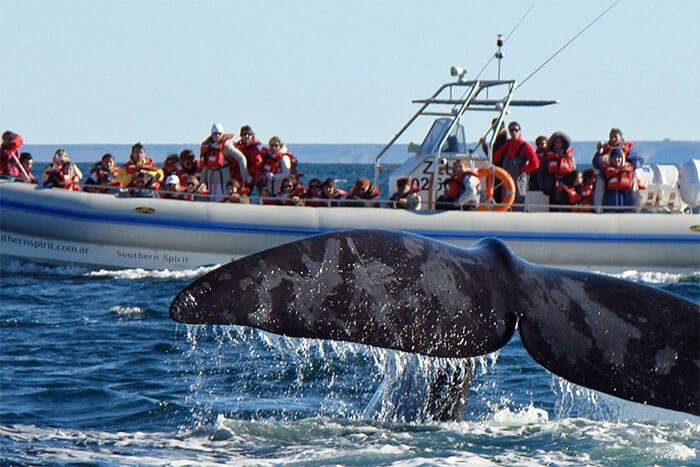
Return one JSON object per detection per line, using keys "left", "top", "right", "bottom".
{"left": 2, "top": 74, "right": 699, "bottom": 271}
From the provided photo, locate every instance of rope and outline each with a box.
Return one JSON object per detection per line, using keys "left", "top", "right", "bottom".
{"left": 515, "top": 0, "right": 622, "bottom": 91}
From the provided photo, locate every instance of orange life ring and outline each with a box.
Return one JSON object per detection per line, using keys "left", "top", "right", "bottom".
{"left": 476, "top": 166, "right": 516, "bottom": 211}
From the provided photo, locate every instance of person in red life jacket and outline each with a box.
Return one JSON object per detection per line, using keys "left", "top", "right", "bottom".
{"left": 320, "top": 178, "right": 347, "bottom": 207}
{"left": 277, "top": 177, "right": 305, "bottom": 206}
{"left": 176, "top": 149, "right": 201, "bottom": 181}
{"left": 223, "top": 179, "right": 251, "bottom": 204}
{"left": 118, "top": 142, "right": 163, "bottom": 188}
{"left": 45, "top": 162, "right": 80, "bottom": 191}
{"left": 435, "top": 159, "right": 481, "bottom": 210}
{"left": 200, "top": 123, "right": 249, "bottom": 201}
{"left": 562, "top": 168, "right": 598, "bottom": 212}
{"left": 42, "top": 148, "right": 70, "bottom": 184}
{"left": 162, "top": 154, "right": 180, "bottom": 178}
{"left": 236, "top": 125, "right": 264, "bottom": 189}
{"left": 85, "top": 153, "right": 123, "bottom": 193}
{"left": 261, "top": 136, "right": 300, "bottom": 194}
{"left": 558, "top": 170, "right": 583, "bottom": 211}
{"left": 17, "top": 153, "right": 37, "bottom": 184}
{"left": 601, "top": 148, "right": 637, "bottom": 212}
{"left": 0, "top": 130, "right": 24, "bottom": 179}
{"left": 530, "top": 135, "right": 548, "bottom": 191}
{"left": 302, "top": 178, "right": 325, "bottom": 207}
{"left": 541, "top": 131, "right": 576, "bottom": 209}
{"left": 387, "top": 177, "right": 421, "bottom": 210}
{"left": 159, "top": 174, "right": 182, "bottom": 199}
{"left": 346, "top": 177, "right": 381, "bottom": 207}
{"left": 180, "top": 175, "right": 205, "bottom": 201}
{"left": 592, "top": 127, "right": 643, "bottom": 170}
{"left": 492, "top": 122, "right": 539, "bottom": 208}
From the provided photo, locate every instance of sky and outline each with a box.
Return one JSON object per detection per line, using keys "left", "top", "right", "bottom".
{"left": 3, "top": 0, "right": 699, "bottom": 144}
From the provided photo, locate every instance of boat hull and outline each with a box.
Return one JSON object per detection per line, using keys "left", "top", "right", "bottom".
{"left": 1, "top": 181, "right": 698, "bottom": 270}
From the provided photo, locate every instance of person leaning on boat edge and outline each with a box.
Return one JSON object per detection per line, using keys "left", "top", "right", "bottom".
{"left": 435, "top": 159, "right": 481, "bottom": 211}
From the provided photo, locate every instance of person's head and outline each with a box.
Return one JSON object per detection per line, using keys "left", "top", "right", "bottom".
{"left": 130, "top": 143, "right": 146, "bottom": 163}
{"left": 396, "top": 177, "right": 409, "bottom": 192}
{"left": 101, "top": 153, "right": 116, "bottom": 171}
{"left": 307, "top": 178, "right": 322, "bottom": 194}
{"left": 52, "top": 148, "right": 69, "bottom": 165}
{"left": 2, "top": 131, "right": 17, "bottom": 144}
{"left": 355, "top": 178, "right": 371, "bottom": 193}
{"left": 19, "top": 152, "right": 33, "bottom": 169}
{"left": 179, "top": 149, "right": 196, "bottom": 168}
{"left": 164, "top": 174, "right": 180, "bottom": 191}
{"left": 226, "top": 179, "right": 241, "bottom": 195}
{"left": 452, "top": 159, "right": 468, "bottom": 174}
{"left": 268, "top": 136, "right": 283, "bottom": 153}
{"left": 562, "top": 170, "right": 582, "bottom": 188}
{"left": 322, "top": 178, "right": 337, "bottom": 195}
{"left": 210, "top": 122, "right": 224, "bottom": 143}
{"left": 583, "top": 168, "right": 597, "bottom": 184}
{"left": 280, "top": 177, "right": 295, "bottom": 194}
{"left": 132, "top": 172, "right": 150, "bottom": 188}
{"left": 240, "top": 125, "right": 255, "bottom": 143}
{"left": 163, "top": 154, "right": 179, "bottom": 172}
{"left": 61, "top": 162, "right": 75, "bottom": 176}
{"left": 535, "top": 135, "right": 548, "bottom": 151}
{"left": 508, "top": 122, "right": 521, "bottom": 138}
{"left": 608, "top": 128, "right": 624, "bottom": 146}
{"left": 610, "top": 148, "right": 624, "bottom": 167}
{"left": 184, "top": 176, "right": 199, "bottom": 192}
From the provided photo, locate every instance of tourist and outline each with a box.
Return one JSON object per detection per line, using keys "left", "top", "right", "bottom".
{"left": 600, "top": 148, "right": 637, "bottom": 212}
{"left": 436, "top": 159, "right": 481, "bottom": 210}
{"left": 320, "top": 178, "right": 347, "bottom": 207}
{"left": 387, "top": 177, "right": 421, "bottom": 210}
{"left": 85, "top": 153, "right": 122, "bottom": 193}
{"left": 160, "top": 174, "right": 182, "bottom": 199}
{"left": 0, "top": 130, "right": 24, "bottom": 179}
{"left": 303, "top": 178, "right": 325, "bottom": 207}
{"left": 236, "top": 125, "right": 265, "bottom": 189}
{"left": 541, "top": 131, "right": 575, "bottom": 208}
{"left": 492, "top": 122, "right": 539, "bottom": 207}
{"left": 162, "top": 154, "right": 180, "bottom": 178}
{"left": 346, "top": 177, "right": 380, "bottom": 207}
{"left": 18, "top": 152, "right": 37, "bottom": 183}
{"left": 118, "top": 143, "right": 162, "bottom": 188}
{"left": 592, "top": 127, "right": 643, "bottom": 170}
{"left": 222, "top": 179, "right": 250, "bottom": 204}
{"left": 45, "top": 161, "right": 80, "bottom": 190}
{"left": 200, "top": 123, "right": 249, "bottom": 201}
{"left": 277, "top": 177, "right": 305, "bottom": 206}
{"left": 176, "top": 149, "right": 201, "bottom": 181}
{"left": 261, "top": 136, "right": 299, "bottom": 194}
{"left": 529, "top": 135, "right": 548, "bottom": 191}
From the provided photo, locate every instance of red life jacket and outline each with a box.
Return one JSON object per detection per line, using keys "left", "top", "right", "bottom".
{"left": 604, "top": 163, "right": 635, "bottom": 191}
{"left": 62, "top": 174, "right": 80, "bottom": 191}
{"left": 445, "top": 170, "right": 479, "bottom": 199}
{"left": 601, "top": 141, "right": 634, "bottom": 157}
{"left": 545, "top": 148, "right": 575, "bottom": 175}
{"left": 262, "top": 151, "right": 298, "bottom": 176}
{"left": 201, "top": 134, "right": 235, "bottom": 169}
{"left": 124, "top": 158, "right": 157, "bottom": 174}
{"left": 236, "top": 139, "right": 264, "bottom": 178}
{"left": 0, "top": 134, "right": 23, "bottom": 177}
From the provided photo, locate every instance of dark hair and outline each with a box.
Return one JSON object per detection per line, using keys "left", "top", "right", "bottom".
{"left": 240, "top": 125, "right": 254, "bottom": 136}
{"left": 308, "top": 178, "right": 322, "bottom": 188}
{"left": 131, "top": 142, "right": 144, "bottom": 152}
{"left": 322, "top": 178, "right": 336, "bottom": 189}
{"left": 164, "top": 153, "right": 179, "bottom": 164}
{"left": 101, "top": 153, "right": 115, "bottom": 162}
{"left": 19, "top": 152, "right": 33, "bottom": 164}
{"left": 508, "top": 121, "right": 521, "bottom": 131}
{"left": 583, "top": 168, "right": 597, "bottom": 181}
{"left": 562, "top": 170, "right": 580, "bottom": 187}
{"left": 179, "top": 149, "right": 195, "bottom": 161}
{"left": 396, "top": 177, "right": 409, "bottom": 190}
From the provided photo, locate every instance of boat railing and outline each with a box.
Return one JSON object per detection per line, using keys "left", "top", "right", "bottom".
{"left": 62, "top": 182, "right": 687, "bottom": 213}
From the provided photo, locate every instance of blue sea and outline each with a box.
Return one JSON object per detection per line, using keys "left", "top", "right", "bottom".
{"left": 2, "top": 145, "right": 700, "bottom": 465}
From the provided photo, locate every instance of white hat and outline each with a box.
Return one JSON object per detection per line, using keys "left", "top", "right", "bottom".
{"left": 211, "top": 123, "right": 224, "bottom": 134}
{"left": 165, "top": 174, "right": 180, "bottom": 185}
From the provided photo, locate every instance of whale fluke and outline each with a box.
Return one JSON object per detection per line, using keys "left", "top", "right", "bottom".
{"left": 170, "top": 230, "right": 700, "bottom": 416}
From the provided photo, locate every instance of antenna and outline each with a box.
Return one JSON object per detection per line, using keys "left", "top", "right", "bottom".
{"left": 495, "top": 34, "right": 504, "bottom": 80}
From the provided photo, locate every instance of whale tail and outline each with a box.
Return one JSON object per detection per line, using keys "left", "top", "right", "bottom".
{"left": 170, "top": 229, "right": 699, "bottom": 416}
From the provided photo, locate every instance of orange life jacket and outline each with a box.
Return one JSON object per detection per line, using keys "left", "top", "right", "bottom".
{"left": 62, "top": 174, "right": 80, "bottom": 191}
{"left": 201, "top": 134, "right": 235, "bottom": 169}
{"left": 604, "top": 163, "right": 635, "bottom": 191}
{"left": 124, "top": 158, "right": 157, "bottom": 175}
{"left": 545, "top": 149, "right": 575, "bottom": 175}
{"left": 445, "top": 170, "right": 479, "bottom": 199}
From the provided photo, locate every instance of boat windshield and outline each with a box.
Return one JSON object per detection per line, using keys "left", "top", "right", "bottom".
{"left": 420, "top": 118, "right": 467, "bottom": 156}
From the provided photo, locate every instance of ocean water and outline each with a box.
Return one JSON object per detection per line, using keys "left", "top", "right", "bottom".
{"left": 2, "top": 155, "right": 700, "bottom": 465}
